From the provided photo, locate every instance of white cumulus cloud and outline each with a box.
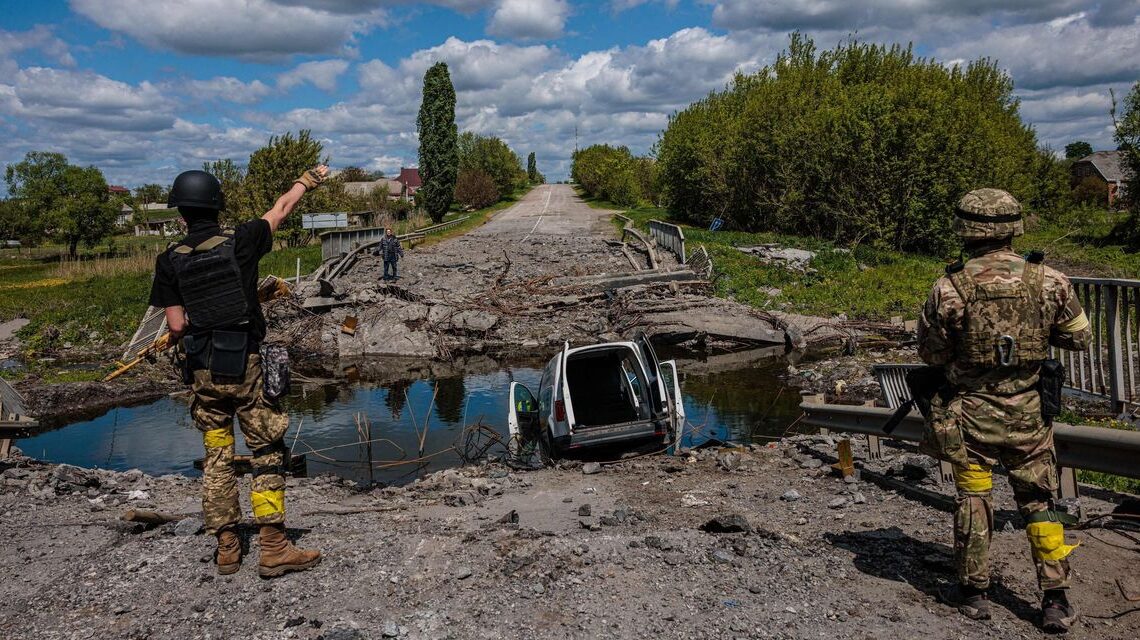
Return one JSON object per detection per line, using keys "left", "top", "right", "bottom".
{"left": 488, "top": 0, "right": 569, "bottom": 40}
{"left": 69, "top": 0, "right": 385, "bottom": 59}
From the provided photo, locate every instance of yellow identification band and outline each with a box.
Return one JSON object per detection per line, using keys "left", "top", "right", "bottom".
{"left": 1057, "top": 311, "right": 1089, "bottom": 334}
{"left": 954, "top": 463, "right": 993, "bottom": 493}
{"left": 1026, "top": 521, "right": 1079, "bottom": 561}
{"left": 251, "top": 490, "right": 285, "bottom": 518}
{"left": 203, "top": 428, "right": 235, "bottom": 449}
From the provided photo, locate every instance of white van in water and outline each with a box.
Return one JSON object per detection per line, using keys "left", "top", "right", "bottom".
{"left": 508, "top": 334, "right": 685, "bottom": 460}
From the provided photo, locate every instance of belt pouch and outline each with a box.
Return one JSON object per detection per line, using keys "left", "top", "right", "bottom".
{"left": 182, "top": 334, "right": 212, "bottom": 378}
{"left": 209, "top": 330, "right": 249, "bottom": 379}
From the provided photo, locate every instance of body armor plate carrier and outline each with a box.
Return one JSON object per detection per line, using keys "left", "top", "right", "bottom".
{"left": 947, "top": 255, "right": 1049, "bottom": 368}
{"left": 169, "top": 230, "right": 249, "bottom": 330}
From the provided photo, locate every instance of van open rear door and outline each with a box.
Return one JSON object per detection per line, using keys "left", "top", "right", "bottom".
{"left": 558, "top": 341, "right": 576, "bottom": 432}
{"left": 508, "top": 382, "right": 542, "bottom": 466}
{"left": 659, "top": 360, "right": 685, "bottom": 444}
{"left": 633, "top": 332, "right": 666, "bottom": 417}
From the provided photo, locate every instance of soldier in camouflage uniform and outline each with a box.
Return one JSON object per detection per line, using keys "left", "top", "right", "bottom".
{"left": 150, "top": 166, "right": 328, "bottom": 578}
{"left": 917, "top": 188, "right": 1091, "bottom": 631}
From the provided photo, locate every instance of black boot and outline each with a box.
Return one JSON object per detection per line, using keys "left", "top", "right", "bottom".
{"left": 939, "top": 583, "right": 991, "bottom": 620}
{"left": 1041, "top": 589, "right": 1077, "bottom": 633}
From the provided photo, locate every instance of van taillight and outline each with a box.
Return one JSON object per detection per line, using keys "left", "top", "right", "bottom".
{"left": 555, "top": 400, "right": 566, "bottom": 422}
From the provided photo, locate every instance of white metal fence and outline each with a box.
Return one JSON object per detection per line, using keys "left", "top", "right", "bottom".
{"left": 1055, "top": 276, "right": 1140, "bottom": 414}
{"left": 647, "top": 220, "right": 686, "bottom": 263}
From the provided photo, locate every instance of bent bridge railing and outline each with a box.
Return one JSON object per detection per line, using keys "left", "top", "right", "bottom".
{"left": 320, "top": 216, "right": 470, "bottom": 262}
{"left": 1058, "top": 276, "right": 1140, "bottom": 415}
{"left": 648, "top": 220, "right": 686, "bottom": 263}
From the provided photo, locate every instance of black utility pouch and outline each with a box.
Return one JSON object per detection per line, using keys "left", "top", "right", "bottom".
{"left": 259, "top": 344, "right": 291, "bottom": 400}
{"left": 209, "top": 330, "right": 249, "bottom": 379}
{"left": 182, "top": 334, "right": 212, "bottom": 382}
{"left": 1039, "top": 358, "right": 1065, "bottom": 420}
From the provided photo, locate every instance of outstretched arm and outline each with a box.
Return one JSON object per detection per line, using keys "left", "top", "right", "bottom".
{"left": 262, "top": 165, "right": 329, "bottom": 233}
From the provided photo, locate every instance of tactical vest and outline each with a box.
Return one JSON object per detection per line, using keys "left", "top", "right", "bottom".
{"left": 947, "top": 256, "right": 1049, "bottom": 368}
{"left": 168, "top": 229, "right": 249, "bottom": 331}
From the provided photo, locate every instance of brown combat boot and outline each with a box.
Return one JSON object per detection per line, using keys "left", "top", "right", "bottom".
{"left": 258, "top": 524, "right": 321, "bottom": 578}
{"left": 215, "top": 528, "right": 242, "bottom": 575}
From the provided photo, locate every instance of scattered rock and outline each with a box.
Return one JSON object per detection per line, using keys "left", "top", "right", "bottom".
{"left": 827, "top": 498, "right": 848, "bottom": 510}
{"left": 780, "top": 489, "right": 801, "bottom": 502}
{"left": 581, "top": 462, "right": 602, "bottom": 475}
{"left": 455, "top": 567, "right": 474, "bottom": 580}
{"left": 853, "top": 492, "right": 867, "bottom": 505}
{"left": 716, "top": 451, "right": 742, "bottom": 471}
{"left": 710, "top": 549, "right": 736, "bottom": 565}
{"left": 577, "top": 504, "right": 592, "bottom": 517}
{"left": 700, "top": 513, "right": 752, "bottom": 534}
{"left": 800, "top": 458, "right": 823, "bottom": 469}
{"left": 381, "top": 620, "right": 400, "bottom": 637}
{"left": 173, "top": 517, "right": 202, "bottom": 537}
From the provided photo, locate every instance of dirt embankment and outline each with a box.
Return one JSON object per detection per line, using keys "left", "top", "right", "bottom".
{"left": 2, "top": 435, "right": 1137, "bottom": 640}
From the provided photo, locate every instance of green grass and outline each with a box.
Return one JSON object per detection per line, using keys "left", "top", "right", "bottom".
{"left": 594, "top": 195, "right": 943, "bottom": 321}
{"left": 1016, "top": 209, "right": 1140, "bottom": 279}
{"left": 260, "top": 245, "right": 323, "bottom": 279}
{"left": 589, "top": 191, "right": 1140, "bottom": 322}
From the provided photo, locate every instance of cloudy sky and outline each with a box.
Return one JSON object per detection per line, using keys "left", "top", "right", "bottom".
{"left": 2, "top": 1, "right": 1138, "bottom": 191}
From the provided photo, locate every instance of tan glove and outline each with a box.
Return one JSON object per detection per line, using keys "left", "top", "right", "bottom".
{"left": 294, "top": 168, "right": 325, "bottom": 191}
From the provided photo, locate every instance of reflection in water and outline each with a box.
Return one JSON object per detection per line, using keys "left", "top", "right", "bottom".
{"left": 20, "top": 357, "right": 800, "bottom": 486}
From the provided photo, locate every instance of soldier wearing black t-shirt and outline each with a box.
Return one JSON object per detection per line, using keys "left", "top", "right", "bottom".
{"left": 150, "top": 165, "right": 327, "bottom": 578}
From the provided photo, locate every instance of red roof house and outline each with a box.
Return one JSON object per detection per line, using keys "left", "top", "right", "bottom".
{"left": 396, "top": 167, "right": 422, "bottom": 196}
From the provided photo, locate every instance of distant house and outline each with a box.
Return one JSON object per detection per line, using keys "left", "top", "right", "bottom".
{"left": 396, "top": 167, "right": 422, "bottom": 199}
{"left": 343, "top": 178, "right": 406, "bottom": 201}
{"left": 134, "top": 205, "right": 181, "bottom": 237}
{"left": 118, "top": 202, "right": 169, "bottom": 229}
{"left": 1071, "top": 150, "right": 1133, "bottom": 208}
{"left": 108, "top": 185, "right": 130, "bottom": 197}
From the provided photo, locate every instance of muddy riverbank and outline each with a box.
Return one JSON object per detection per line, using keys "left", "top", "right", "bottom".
{"left": 2, "top": 435, "right": 1137, "bottom": 639}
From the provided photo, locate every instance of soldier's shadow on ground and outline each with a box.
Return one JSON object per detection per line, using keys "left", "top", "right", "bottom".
{"left": 825, "top": 527, "right": 1038, "bottom": 624}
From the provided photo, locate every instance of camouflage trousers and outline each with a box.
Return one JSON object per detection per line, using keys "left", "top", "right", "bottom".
{"left": 948, "top": 389, "right": 1072, "bottom": 591}
{"left": 190, "top": 353, "right": 289, "bottom": 535}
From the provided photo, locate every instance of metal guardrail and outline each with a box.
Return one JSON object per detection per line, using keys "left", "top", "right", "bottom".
{"left": 687, "top": 245, "right": 713, "bottom": 279}
{"left": 798, "top": 402, "right": 1140, "bottom": 481}
{"left": 1058, "top": 276, "right": 1140, "bottom": 415}
{"left": 648, "top": 220, "right": 686, "bottom": 263}
{"left": 320, "top": 216, "right": 469, "bottom": 261}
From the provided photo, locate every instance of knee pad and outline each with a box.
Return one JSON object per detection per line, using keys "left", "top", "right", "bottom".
{"left": 1025, "top": 511, "right": 1079, "bottom": 562}
{"left": 202, "top": 427, "right": 235, "bottom": 449}
{"left": 954, "top": 463, "right": 993, "bottom": 494}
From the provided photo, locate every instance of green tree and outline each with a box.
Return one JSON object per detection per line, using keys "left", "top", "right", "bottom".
{"left": 4, "top": 151, "right": 117, "bottom": 256}
{"left": 339, "top": 166, "right": 371, "bottom": 182}
{"left": 1111, "top": 82, "right": 1140, "bottom": 247}
{"left": 1064, "top": 140, "right": 1093, "bottom": 160}
{"left": 457, "top": 132, "right": 524, "bottom": 197}
{"left": 417, "top": 62, "right": 458, "bottom": 223}
{"left": 133, "top": 183, "right": 168, "bottom": 205}
{"left": 656, "top": 34, "right": 1057, "bottom": 254}
{"left": 454, "top": 169, "right": 499, "bottom": 209}
{"left": 527, "top": 152, "right": 537, "bottom": 183}
{"left": 227, "top": 130, "right": 351, "bottom": 244}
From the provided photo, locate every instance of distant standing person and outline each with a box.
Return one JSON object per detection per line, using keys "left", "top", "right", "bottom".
{"left": 917, "top": 188, "right": 1090, "bottom": 632}
{"left": 379, "top": 227, "right": 404, "bottom": 280}
{"left": 149, "top": 165, "right": 328, "bottom": 578}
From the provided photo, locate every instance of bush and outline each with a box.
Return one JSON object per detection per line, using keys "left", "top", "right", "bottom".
{"left": 1072, "top": 176, "right": 1109, "bottom": 208}
{"left": 455, "top": 169, "right": 500, "bottom": 209}
{"left": 571, "top": 144, "right": 656, "bottom": 207}
{"left": 656, "top": 34, "right": 1063, "bottom": 255}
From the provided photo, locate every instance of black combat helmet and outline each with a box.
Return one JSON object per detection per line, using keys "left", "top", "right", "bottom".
{"left": 167, "top": 170, "right": 226, "bottom": 211}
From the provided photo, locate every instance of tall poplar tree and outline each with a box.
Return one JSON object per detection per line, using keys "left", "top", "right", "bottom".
{"left": 527, "top": 152, "right": 537, "bottom": 183}
{"left": 417, "top": 62, "right": 458, "bottom": 223}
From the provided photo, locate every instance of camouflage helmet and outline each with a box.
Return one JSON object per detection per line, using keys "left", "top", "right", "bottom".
{"left": 954, "top": 188, "right": 1023, "bottom": 240}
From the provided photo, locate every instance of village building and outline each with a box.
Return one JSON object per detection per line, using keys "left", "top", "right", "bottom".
{"left": 1071, "top": 150, "right": 1132, "bottom": 208}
